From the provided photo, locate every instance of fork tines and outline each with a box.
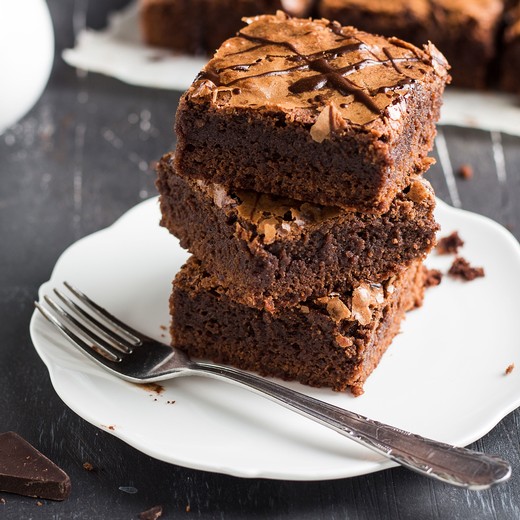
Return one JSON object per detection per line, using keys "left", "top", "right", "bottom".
{"left": 35, "top": 282, "right": 142, "bottom": 364}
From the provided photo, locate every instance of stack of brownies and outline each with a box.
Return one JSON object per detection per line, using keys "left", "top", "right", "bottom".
{"left": 156, "top": 13, "right": 450, "bottom": 395}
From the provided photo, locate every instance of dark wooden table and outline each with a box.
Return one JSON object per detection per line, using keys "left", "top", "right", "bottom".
{"left": 1, "top": 1, "right": 520, "bottom": 518}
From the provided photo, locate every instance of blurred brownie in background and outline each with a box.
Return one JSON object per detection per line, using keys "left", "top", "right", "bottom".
{"left": 318, "top": 0, "right": 504, "bottom": 89}
{"left": 501, "top": 2, "right": 520, "bottom": 92}
{"left": 140, "top": 0, "right": 314, "bottom": 55}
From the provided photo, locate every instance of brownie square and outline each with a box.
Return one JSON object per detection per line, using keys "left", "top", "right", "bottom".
{"left": 140, "top": 0, "right": 314, "bottom": 55}
{"left": 170, "top": 257, "right": 426, "bottom": 395}
{"left": 318, "top": 0, "right": 503, "bottom": 89}
{"left": 501, "top": 3, "right": 520, "bottom": 93}
{"left": 157, "top": 153, "right": 438, "bottom": 310}
{"left": 174, "top": 12, "right": 450, "bottom": 214}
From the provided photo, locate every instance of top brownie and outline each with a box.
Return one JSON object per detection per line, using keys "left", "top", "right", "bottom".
{"left": 175, "top": 12, "right": 450, "bottom": 213}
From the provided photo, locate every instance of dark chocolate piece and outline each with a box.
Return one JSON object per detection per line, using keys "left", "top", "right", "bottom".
{"left": 0, "top": 432, "right": 71, "bottom": 501}
{"left": 175, "top": 12, "right": 450, "bottom": 213}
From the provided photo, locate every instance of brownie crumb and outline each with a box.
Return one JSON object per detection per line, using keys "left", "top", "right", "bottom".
{"left": 138, "top": 505, "right": 163, "bottom": 520}
{"left": 37, "top": 501, "right": 43, "bottom": 506}
{"left": 425, "top": 269, "right": 443, "bottom": 287}
{"left": 437, "top": 231, "right": 464, "bottom": 255}
{"left": 458, "top": 164, "right": 474, "bottom": 180}
{"left": 0, "top": 498, "right": 6, "bottom": 505}
{"left": 137, "top": 382, "right": 165, "bottom": 394}
{"left": 186, "top": 504, "right": 191, "bottom": 513}
{"left": 505, "top": 363, "right": 515, "bottom": 375}
{"left": 82, "top": 462, "right": 95, "bottom": 472}
{"left": 448, "top": 257, "right": 485, "bottom": 281}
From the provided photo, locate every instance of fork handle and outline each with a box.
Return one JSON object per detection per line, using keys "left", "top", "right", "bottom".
{"left": 193, "top": 363, "right": 510, "bottom": 489}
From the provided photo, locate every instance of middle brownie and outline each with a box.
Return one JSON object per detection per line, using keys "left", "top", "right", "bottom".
{"left": 157, "top": 153, "right": 438, "bottom": 310}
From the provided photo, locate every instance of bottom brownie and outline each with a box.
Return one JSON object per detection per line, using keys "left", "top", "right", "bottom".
{"left": 170, "top": 257, "right": 426, "bottom": 396}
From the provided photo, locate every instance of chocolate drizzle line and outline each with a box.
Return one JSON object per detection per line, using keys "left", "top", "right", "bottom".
{"left": 383, "top": 47, "right": 404, "bottom": 74}
{"left": 199, "top": 21, "right": 424, "bottom": 116}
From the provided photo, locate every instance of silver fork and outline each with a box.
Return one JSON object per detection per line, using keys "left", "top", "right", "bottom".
{"left": 35, "top": 282, "right": 511, "bottom": 489}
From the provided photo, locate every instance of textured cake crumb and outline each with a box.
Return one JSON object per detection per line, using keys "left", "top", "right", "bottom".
{"left": 138, "top": 505, "right": 163, "bottom": 520}
{"left": 425, "top": 269, "right": 443, "bottom": 287}
{"left": 505, "top": 363, "right": 515, "bottom": 375}
{"left": 82, "top": 462, "right": 94, "bottom": 472}
{"left": 458, "top": 164, "right": 474, "bottom": 179}
{"left": 448, "top": 257, "right": 485, "bottom": 281}
{"left": 437, "top": 231, "right": 464, "bottom": 255}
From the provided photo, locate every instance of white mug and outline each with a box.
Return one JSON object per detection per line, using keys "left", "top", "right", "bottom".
{"left": 0, "top": 0, "right": 54, "bottom": 134}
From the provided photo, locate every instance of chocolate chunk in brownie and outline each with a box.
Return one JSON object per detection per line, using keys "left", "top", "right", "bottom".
{"left": 318, "top": 0, "right": 503, "bottom": 89}
{"left": 157, "top": 154, "right": 438, "bottom": 309}
{"left": 436, "top": 231, "right": 464, "bottom": 255}
{"left": 140, "top": 0, "right": 313, "bottom": 55}
{"left": 501, "top": 3, "right": 520, "bottom": 93}
{"left": 170, "top": 257, "right": 426, "bottom": 395}
{"left": 175, "top": 12, "right": 450, "bottom": 213}
{"left": 448, "top": 256, "right": 485, "bottom": 281}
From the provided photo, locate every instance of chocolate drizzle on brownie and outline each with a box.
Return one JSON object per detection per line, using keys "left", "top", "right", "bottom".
{"left": 193, "top": 13, "right": 448, "bottom": 123}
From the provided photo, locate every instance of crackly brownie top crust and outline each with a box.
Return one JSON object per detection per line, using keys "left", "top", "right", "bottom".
{"left": 188, "top": 12, "right": 449, "bottom": 129}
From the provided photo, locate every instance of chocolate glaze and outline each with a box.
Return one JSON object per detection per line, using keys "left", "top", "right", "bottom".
{"left": 191, "top": 12, "right": 449, "bottom": 127}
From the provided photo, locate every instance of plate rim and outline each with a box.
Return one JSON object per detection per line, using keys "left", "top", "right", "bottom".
{"left": 29, "top": 196, "right": 520, "bottom": 480}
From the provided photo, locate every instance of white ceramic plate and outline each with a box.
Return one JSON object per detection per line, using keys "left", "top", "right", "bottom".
{"left": 30, "top": 197, "right": 520, "bottom": 480}
{"left": 62, "top": 2, "right": 520, "bottom": 137}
